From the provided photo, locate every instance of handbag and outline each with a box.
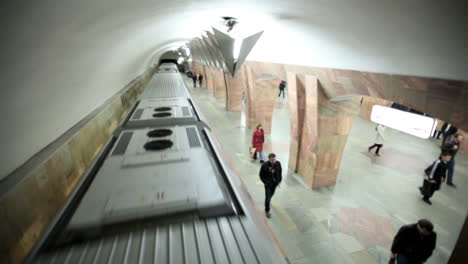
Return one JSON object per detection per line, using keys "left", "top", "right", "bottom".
{"left": 420, "top": 179, "right": 433, "bottom": 196}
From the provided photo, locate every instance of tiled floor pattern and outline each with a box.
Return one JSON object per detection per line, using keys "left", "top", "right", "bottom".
{"left": 187, "top": 78, "right": 468, "bottom": 264}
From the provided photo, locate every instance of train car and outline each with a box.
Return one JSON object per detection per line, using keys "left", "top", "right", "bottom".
{"left": 25, "top": 62, "right": 288, "bottom": 264}
{"left": 126, "top": 64, "right": 198, "bottom": 128}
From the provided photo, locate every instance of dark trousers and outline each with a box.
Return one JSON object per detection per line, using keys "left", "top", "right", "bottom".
{"left": 193, "top": 80, "right": 197, "bottom": 88}
{"left": 369, "top": 144, "right": 383, "bottom": 154}
{"left": 278, "top": 89, "right": 285, "bottom": 98}
{"left": 199, "top": 80, "right": 202, "bottom": 86}
{"left": 447, "top": 159, "right": 455, "bottom": 184}
{"left": 264, "top": 184, "right": 278, "bottom": 212}
{"left": 396, "top": 254, "right": 410, "bottom": 264}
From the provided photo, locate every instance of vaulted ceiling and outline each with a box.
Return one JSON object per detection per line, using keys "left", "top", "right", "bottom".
{"left": 0, "top": 0, "right": 467, "bottom": 177}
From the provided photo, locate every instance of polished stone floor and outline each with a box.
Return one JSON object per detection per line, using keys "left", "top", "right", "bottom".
{"left": 187, "top": 78, "right": 468, "bottom": 264}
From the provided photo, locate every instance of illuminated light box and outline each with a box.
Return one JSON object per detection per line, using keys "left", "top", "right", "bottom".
{"left": 371, "top": 105, "right": 437, "bottom": 139}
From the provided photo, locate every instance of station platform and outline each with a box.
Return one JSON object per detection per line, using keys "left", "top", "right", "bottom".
{"left": 185, "top": 77, "right": 468, "bottom": 264}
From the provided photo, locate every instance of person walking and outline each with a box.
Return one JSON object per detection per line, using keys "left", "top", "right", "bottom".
{"left": 368, "top": 124, "right": 386, "bottom": 156}
{"left": 420, "top": 153, "right": 451, "bottom": 205}
{"left": 441, "top": 123, "right": 457, "bottom": 145}
{"left": 191, "top": 73, "right": 197, "bottom": 88}
{"left": 441, "top": 133, "right": 464, "bottom": 187}
{"left": 198, "top": 73, "right": 203, "bottom": 87}
{"left": 278, "top": 80, "right": 286, "bottom": 98}
{"left": 390, "top": 219, "right": 436, "bottom": 264}
{"left": 252, "top": 123, "right": 265, "bottom": 163}
{"left": 259, "top": 153, "right": 282, "bottom": 218}
{"left": 432, "top": 119, "right": 444, "bottom": 139}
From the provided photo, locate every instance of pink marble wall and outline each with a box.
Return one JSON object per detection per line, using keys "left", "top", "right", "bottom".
{"left": 297, "top": 75, "right": 319, "bottom": 186}
{"left": 207, "top": 67, "right": 217, "bottom": 93}
{"left": 244, "top": 65, "right": 257, "bottom": 129}
{"left": 213, "top": 70, "right": 227, "bottom": 103}
{"left": 287, "top": 72, "right": 300, "bottom": 171}
{"left": 252, "top": 79, "right": 278, "bottom": 134}
{"left": 225, "top": 70, "right": 246, "bottom": 111}
{"left": 360, "top": 96, "right": 393, "bottom": 120}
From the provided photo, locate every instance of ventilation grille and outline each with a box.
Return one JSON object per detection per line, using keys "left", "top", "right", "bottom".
{"left": 182, "top": 106, "right": 190, "bottom": 117}
{"left": 186, "top": 127, "right": 201, "bottom": 148}
{"left": 32, "top": 216, "right": 263, "bottom": 264}
{"left": 132, "top": 109, "right": 144, "bottom": 120}
{"left": 111, "top": 132, "right": 133, "bottom": 156}
{"left": 141, "top": 74, "right": 188, "bottom": 99}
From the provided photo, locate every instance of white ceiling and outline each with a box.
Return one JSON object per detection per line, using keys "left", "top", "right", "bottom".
{"left": 0, "top": 0, "right": 467, "bottom": 178}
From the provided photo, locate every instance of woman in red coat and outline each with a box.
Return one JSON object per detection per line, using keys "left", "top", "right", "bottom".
{"left": 252, "top": 123, "right": 265, "bottom": 163}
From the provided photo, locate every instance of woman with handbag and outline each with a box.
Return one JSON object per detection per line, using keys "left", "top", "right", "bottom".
{"left": 420, "top": 153, "right": 452, "bottom": 205}
{"left": 252, "top": 123, "right": 265, "bottom": 163}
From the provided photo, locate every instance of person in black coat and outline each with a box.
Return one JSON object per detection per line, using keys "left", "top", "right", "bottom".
{"left": 441, "top": 133, "right": 463, "bottom": 187}
{"left": 441, "top": 123, "right": 458, "bottom": 145}
{"left": 390, "top": 219, "right": 436, "bottom": 264}
{"left": 420, "top": 153, "right": 451, "bottom": 204}
{"left": 278, "top": 80, "right": 286, "bottom": 98}
{"left": 198, "top": 74, "right": 203, "bottom": 87}
{"left": 259, "top": 153, "right": 282, "bottom": 218}
{"left": 191, "top": 73, "right": 197, "bottom": 88}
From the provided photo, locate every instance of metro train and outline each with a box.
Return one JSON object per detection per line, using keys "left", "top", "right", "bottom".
{"left": 26, "top": 63, "right": 288, "bottom": 264}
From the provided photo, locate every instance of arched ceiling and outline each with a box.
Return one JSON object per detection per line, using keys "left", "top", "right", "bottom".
{"left": 0, "top": 0, "right": 467, "bottom": 178}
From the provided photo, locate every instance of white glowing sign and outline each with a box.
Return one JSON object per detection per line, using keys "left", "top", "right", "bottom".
{"left": 371, "top": 105, "right": 437, "bottom": 139}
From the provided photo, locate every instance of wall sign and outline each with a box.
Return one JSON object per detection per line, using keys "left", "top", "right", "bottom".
{"left": 371, "top": 105, "right": 437, "bottom": 139}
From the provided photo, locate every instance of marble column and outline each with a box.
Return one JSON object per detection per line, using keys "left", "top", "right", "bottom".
{"left": 449, "top": 214, "right": 468, "bottom": 263}
{"left": 297, "top": 75, "right": 319, "bottom": 186}
{"left": 213, "top": 70, "right": 227, "bottom": 103}
{"left": 288, "top": 73, "right": 360, "bottom": 188}
{"left": 287, "top": 72, "right": 303, "bottom": 172}
{"left": 205, "top": 67, "right": 215, "bottom": 93}
{"left": 313, "top": 84, "right": 360, "bottom": 188}
{"left": 252, "top": 78, "right": 278, "bottom": 134}
{"left": 225, "top": 69, "right": 246, "bottom": 111}
{"left": 244, "top": 66, "right": 257, "bottom": 129}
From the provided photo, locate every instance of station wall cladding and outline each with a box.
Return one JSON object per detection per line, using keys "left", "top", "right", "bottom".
{"left": 0, "top": 66, "right": 157, "bottom": 264}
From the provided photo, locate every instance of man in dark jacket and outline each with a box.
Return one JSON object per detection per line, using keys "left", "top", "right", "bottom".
{"left": 441, "top": 123, "right": 457, "bottom": 145}
{"left": 278, "top": 80, "right": 286, "bottom": 98}
{"left": 390, "top": 219, "right": 436, "bottom": 264}
{"left": 191, "top": 73, "right": 197, "bottom": 88}
{"left": 259, "top": 153, "right": 282, "bottom": 218}
{"left": 420, "top": 153, "right": 451, "bottom": 204}
{"left": 441, "top": 133, "right": 463, "bottom": 187}
{"left": 198, "top": 74, "right": 203, "bottom": 87}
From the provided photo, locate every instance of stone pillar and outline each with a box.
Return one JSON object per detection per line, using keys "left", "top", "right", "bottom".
{"left": 297, "top": 75, "right": 319, "bottom": 185}
{"left": 244, "top": 66, "right": 257, "bottom": 129}
{"left": 252, "top": 78, "right": 277, "bottom": 134}
{"left": 449, "top": 214, "right": 468, "bottom": 263}
{"left": 288, "top": 74, "right": 360, "bottom": 188}
{"left": 313, "top": 84, "right": 360, "bottom": 188}
{"left": 225, "top": 69, "right": 246, "bottom": 111}
{"left": 213, "top": 70, "right": 226, "bottom": 103}
{"left": 205, "top": 67, "right": 215, "bottom": 93}
{"left": 287, "top": 72, "right": 304, "bottom": 171}
{"left": 458, "top": 129, "right": 468, "bottom": 153}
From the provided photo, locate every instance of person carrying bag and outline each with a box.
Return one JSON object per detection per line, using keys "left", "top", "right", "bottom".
{"left": 419, "top": 153, "right": 452, "bottom": 205}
